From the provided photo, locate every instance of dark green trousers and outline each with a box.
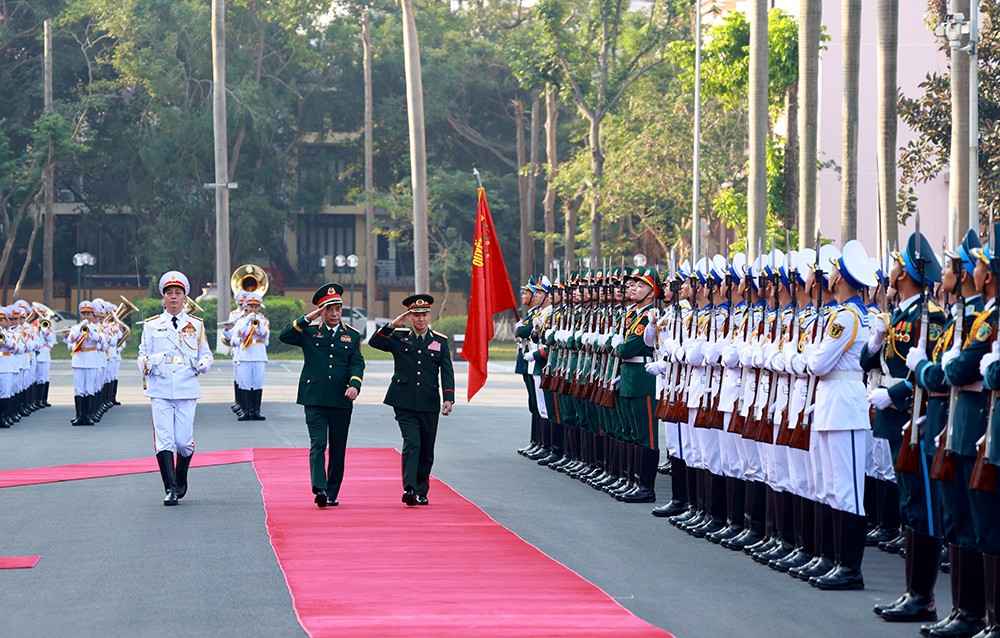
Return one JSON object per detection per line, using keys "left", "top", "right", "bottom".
{"left": 305, "top": 405, "right": 353, "bottom": 498}
{"left": 394, "top": 407, "right": 439, "bottom": 497}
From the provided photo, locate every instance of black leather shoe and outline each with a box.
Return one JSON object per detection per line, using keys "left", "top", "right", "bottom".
{"left": 811, "top": 565, "right": 865, "bottom": 590}
{"left": 315, "top": 490, "right": 328, "bottom": 508}
{"left": 771, "top": 549, "right": 814, "bottom": 573}
{"left": 793, "top": 556, "right": 836, "bottom": 581}
{"left": 922, "top": 610, "right": 960, "bottom": 637}
{"left": 536, "top": 452, "right": 561, "bottom": 466}
{"left": 925, "top": 609, "right": 984, "bottom": 637}
{"left": 866, "top": 526, "right": 896, "bottom": 546}
{"left": 689, "top": 518, "right": 724, "bottom": 539}
{"left": 652, "top": 501, "right": 689, "bottom": 518}
{"left": 163, "top": 489, "right": 178, "bottom": 506}
{"left": 416, "top": 495, "right": 429, "bottom": 505}
{"left": 875, "top": 593, "right": 909, "bottom": 616}
{"left": 880, "top": 532, "right": 906, "bottom": 555}
{"left": 622, "top": 488, "right": 656, "bottom": 504}
{"left": 706, "top": 524, "right": 743, "bottom": 544}
{"left": 723, "top": 529, "right": 763, "bottom": 551}
{"left": 329, "top": 499, "right": 339, "bottom": 507}
{"left": 402, "top": 489, "right": 417, "bottom": 506}
{"left": 879, "top": 594, "right": 937, "bottom": 622}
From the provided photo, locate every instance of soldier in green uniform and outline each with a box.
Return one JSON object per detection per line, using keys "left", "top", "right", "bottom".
{"left": 278, "top": 282, "right": 365, "bottom": 509}
{"left": 369, "top": 294, "right": 456, "bottom": 506}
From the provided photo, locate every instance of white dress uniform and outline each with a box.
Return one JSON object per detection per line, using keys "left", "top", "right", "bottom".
{"left": 0, "top": 309, "right": 24, "bottom": 427}
{"left": 67, "top": 301, "right": 109, "bottom": 426}
{"left": 233, "top": 309, "right": 269, "bottom": 391}
{"left": 138, "top": 309, "right": 213, "bottom": 455}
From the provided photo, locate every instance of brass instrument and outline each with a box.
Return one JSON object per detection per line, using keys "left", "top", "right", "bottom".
{"left": 183, "top": 298, "right": 204, "bottom": 316}
{"left": 110, "top": 296, "right": 139, "bottom": 348}
{"left": 79, "top": 324, "right": 90, "bottom": 335}
{"left": 231, "top": 264, "right": 269, "bottom": 296}
{"left": 40, "top": 319, "right": 51, "bottom": 330}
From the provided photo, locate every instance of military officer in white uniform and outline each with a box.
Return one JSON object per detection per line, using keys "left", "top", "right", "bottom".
{"left": 232, "top": 291, "right": 269, "bottom": 421}
{"left": 137, "top": 271, "right": 214, "bottom": 506}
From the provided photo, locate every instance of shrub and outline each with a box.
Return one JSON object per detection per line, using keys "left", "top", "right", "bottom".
{"left": 430, "top": 314, "right": 468, "bottom": 340}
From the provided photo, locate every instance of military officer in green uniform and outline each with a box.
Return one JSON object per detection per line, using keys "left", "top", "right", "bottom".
{"left": 369, "top": 294, "right": 456, "bottom": 506}
{"left": 279, "top": 282, "right": 365, "bottom": 509}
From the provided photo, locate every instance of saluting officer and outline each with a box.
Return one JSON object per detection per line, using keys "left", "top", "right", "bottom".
{"left": 369, "top": 294, "right": 455, "bottom": 506}
{"left": 278, "top": 282, "right": 365, "bottom": 509}
{"left": 137, "top": 271, "right": 214, "bottom": 506}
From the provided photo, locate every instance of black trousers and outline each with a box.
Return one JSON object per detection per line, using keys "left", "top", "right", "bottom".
{"left": 394, "top": 407, "right": 439, "bottom": 497}
{"left": 305, "top": 405, "right": 353, "bottom": 499}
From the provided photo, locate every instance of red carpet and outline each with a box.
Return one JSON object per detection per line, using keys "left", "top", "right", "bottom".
{"left": 0, "top": 556, "right": 40, "bottom": 569}
{"left": 0, "top": 449, "right": 253, "bottom": 488}
{"left": 252, "top": 447, "right": 672, "bottom": 638}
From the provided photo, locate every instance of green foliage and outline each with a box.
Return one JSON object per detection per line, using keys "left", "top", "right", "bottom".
{"left": 429, "top": 314, "right": 468, "bottom": 340}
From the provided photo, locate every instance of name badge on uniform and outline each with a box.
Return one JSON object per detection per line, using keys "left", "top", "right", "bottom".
{"left": 340, "top": 334, "right": 352, "bottom": 342}
{"left": 427, "top": 340, "right": 441, "bottom": 352}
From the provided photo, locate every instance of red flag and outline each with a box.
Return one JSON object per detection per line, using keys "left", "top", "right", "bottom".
{"left": 461, "top": 187, "right": 518, "bottom": 401}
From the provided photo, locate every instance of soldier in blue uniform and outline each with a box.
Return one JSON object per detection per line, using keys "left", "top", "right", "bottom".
{"left": 278, "top": 282, "right": 365, "bottom": 508}
{"left": 867, "top": 231, "right": 947, "bottom": 622}
{"left": 369, "top": 294, "right": 455, "bottom": 506}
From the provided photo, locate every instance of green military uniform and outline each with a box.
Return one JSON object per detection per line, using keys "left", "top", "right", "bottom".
{"left": 278, "top": 282, "right": 365, "bottom": 507}
{"left": 369, "top": 294, "right": 455, "bottom": 504}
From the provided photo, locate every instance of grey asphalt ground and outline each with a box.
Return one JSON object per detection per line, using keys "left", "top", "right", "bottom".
{"left": 1, "top": 360, "right": 938, "bottom": 638}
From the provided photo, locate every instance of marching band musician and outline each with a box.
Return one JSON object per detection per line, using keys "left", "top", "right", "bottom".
{"left": 67, "top": 300, "right": 108, "bottom": 426}
{"left": 224, "top": 292, "right": 248, "bottom": 417}
{"left": 233, "top": 291, "right": 269, "bottom": 421}
{"left": 137, "top": 271, "right": 213, "bottom": 506}
{"left": 0, "top": 307, "right": 24, "bottom": 428}
{"left": 867, "top": 231, "right": 947, "bottom": 623}
{"left": 34, "top": 305, "right": 56, "bottom": 411}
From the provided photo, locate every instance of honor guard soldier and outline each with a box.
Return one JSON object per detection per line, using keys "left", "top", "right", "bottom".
{"left": 867, "top": 231, "right": 947, "bottom": 623}
{"left": 516, "top": 278, "right": 546, "bottom": 458}
{"left": 369, "top": 294, "right": 455, "bottom": 506}
{"left": 976, "top": 226, "right": 1000, "bottom": 638}
{"left": 615, "top": 267, "right": 662, "bottom": 503}
{"left": 233, "top": 291, "right": 269, "bottom": 421}
{"left": 799, "top": 239, "right": 876, "bottom": 591}
{"left": 67, "top": 300, "right": 108, "bottom": 426}
{"left": 137, "top": 271, "right": 214, "bottom": 506}
{"left": 278, "top": 282, "right": 365, "bottom": 508}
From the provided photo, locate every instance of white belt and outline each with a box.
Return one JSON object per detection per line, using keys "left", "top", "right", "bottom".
{"left": 166, "top": 356, "right": 188, "bottom": 365}
{"left": 822, "top": 370, "right": 863, "bottom": 382}
{"left": 958, "top": 381, "right": 984, "bottom": 393}
{"left": 623, "top": 356, "right": 652, "bottom": 364}
{"left": 882, "top": 376, "right": 907, "bottom": 386}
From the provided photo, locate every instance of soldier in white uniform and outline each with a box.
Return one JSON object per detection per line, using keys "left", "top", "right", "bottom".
{"left": 137, "top": 271, "right": 213, "bottom": 506}
{"left": 34, "top": 305, "right": 56, "bottom": 410}
{"left": 67, "top": 300, "right": 108, "bottom": 426}
{"left": 0, "top": 307, "right": 24, "bottom": 427}
{"left": 798, "top": 239, "right": 876, "bottom": 591}
{"left": 232, "top": 291, "right": 269, "bottom": 421}
{"left": 224, "top": 291, "right": 248, "bottom": 417}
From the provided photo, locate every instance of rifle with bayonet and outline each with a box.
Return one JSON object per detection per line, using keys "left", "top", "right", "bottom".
{"left": 789, "top": 232, "right": 824, "bottom": 451}
{"left": 695, "top": 264, "right": 717, "bottom": 429}
{"left": 776, "top": 250, "right": 801, "bottom": 446}
{"left": 971, "top": 218, "right": 999, "bottom": 492}
{"left": 705, "top": 269, "right": 732, "bottom": 430}
{"left": 729, "top": 263, "right": 754, "bottom": 435}
{"left": 896, "top": 222, "right": 929, "bottom": 475}
{"left": 930, "top": 254, "right": 966, "bottom": 483}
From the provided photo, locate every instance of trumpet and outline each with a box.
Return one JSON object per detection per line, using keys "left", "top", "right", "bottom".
{"left": 183, "top": 298, "right": 204, "bottom": 316}
{"left": 109, "top": 295, "right": 139, "bottom": 348}
{"left": 40, "top": 319, "right": 51, "bottom": 330}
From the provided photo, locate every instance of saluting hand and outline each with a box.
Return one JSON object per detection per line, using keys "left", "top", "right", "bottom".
{"left": 390, "top": 311, "right": 411, "bottom": 328}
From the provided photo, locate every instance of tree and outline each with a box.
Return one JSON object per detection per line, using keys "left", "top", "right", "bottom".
{"left": 875, "top": 0, "right": 900, "bottom": 248}
{"left": 748, "top": 0, "right": 769, "bottom": 260}
{"left": 841, "top": 0, "right": 860, "bottom": 244}
{"left": 797, "top": 0, "right": 822, "bottom": 249}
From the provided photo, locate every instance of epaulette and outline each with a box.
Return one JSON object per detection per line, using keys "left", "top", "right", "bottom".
{"left": 927, "top": 300, "right": 944, "bottom": 314}
{"left": 144, "top": 314, "right": 162, "bottom": 323}
{"left": 431, "top": 330, "right": 448, "bottom": 339}
{"left": 343, "top": 323, "right": 360, "bottom": 334}
{"left": 393, "top": 327, "right": 409, "bottom": 333}
{"left": 188, "top": 315, "right": 204, "bottom": 324}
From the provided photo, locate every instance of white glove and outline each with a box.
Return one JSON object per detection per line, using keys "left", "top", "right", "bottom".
{"left": 867, "top": 388, "right": 892, "bottom": 410}
{"left": 980, "top": 342, "right": 1000, "bottom": 377}
{"left": 645, "top": 360, "right": 667, "bottom": 376}
{"left": 673, "top": 344, "right": 687, "bottom": 363}
{"left": 722, "top": 342, "right": 742, "bottom": 368}
{"left": 789, "top": 353, "right": 809, "bottom": 377}
{"left": 768, "top": 351, "right": 787, "bottom": 373}
{"left": 687, "top": 340, "right": 707, "bottom": 366}
{"left": 522, "top": 351, "right": 534, "bottom": 362}
{"left": 739, "top": 342, "right": 755, "bottom": 367}
{"left": 196, "top": 358, "right": 212, "bottom": 374}
{"left": 704, "top": 342, "right": 721, "bottom": 365}
{"left": 867, "top": 315, "right": 887, "bottom": 351}
{"left": 610, "top": 376, "right": 620, "bottom": 390}
{"left": 643, "top": 321, "right": 658, "bottom": 347}
{"left": 136, "top": 357, "right": 148, "bottom": 373}
{"left": 906, "top": 346, "right": 928, "bottom": 372}
{"left": 611, "top": 334, "right": 624, "bottom": 349}
{"left": 941, "top": 345, "right": 961, "bottom": 369}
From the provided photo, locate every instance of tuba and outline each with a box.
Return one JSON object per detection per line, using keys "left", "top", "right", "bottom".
{"left": 231, "top": 264, "right": 269, "bottom": 297}
{"left": 183, "top": 298, "right": 204, "bottom": 316}
{"left": 110, "top": 296, "right": 139, "bottom": 348}
{"left": 29, "top": 302, "right": 55, "bottom": 329}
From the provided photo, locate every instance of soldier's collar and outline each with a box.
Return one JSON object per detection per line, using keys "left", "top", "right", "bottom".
{"left": 897, "top": 293, "right": 920, "bottom": 312}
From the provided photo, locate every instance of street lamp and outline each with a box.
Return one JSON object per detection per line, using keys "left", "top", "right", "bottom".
{"left": 72, "top": 252, "right": 95, "bottom": 307}
{"left": 346, "top": 254, "right": 358, "bottom": 312}
{"left": 633, "top": 253, "right": 647, "bottom": 268}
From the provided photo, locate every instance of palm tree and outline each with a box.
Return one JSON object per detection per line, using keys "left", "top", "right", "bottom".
{"left": 841, "top": 0, "right": 860, "bottom": 244}
{"left": 946, "top": 0, "right": 970, "bottom": 246}
{"left": 797, "top": 0, "right": 821, "bottom": 249}
{"left": 748, "top": 0, "right": 769, "bottom": 260}
{"left": 876, "top": 0, "right": 900, "bottom": 249}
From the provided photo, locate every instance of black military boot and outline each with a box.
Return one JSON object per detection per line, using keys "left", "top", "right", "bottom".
{"left": 156, "top": 451, "right": 179, "bottom": 506}
{"left": 623, "top": 448, "right": 658, "bottom": 504}
{"left": 773, "top": 494, "right": 816, "bottom": 572}
{"left": 75, "top": 395, "right": 94, "bottom": 426}
{"left": 723, "top": 480, "right": 765, "bottom": 550}
{"left": 758, "top": 490, "right": 796, "bottom": 564}
{"left": 111, "top": 379, "right": 120, "bottom": 406}
{"left": 922, "top": 545, "right": 985, "bottom": 637}
{"left": 793, "top": 503, "right": 837, "bottom": 580}
{"left": 812, "top": 511, "right": 866, "bottom": 590}
{"left": 745, "top": 485, "right": 778, "bottom": 555}
{"left": 538, "top": 419, "right": 563, "bottom": 466}
{"left": 975, "top": 554, "right": 1000, "bottom": 638}
{"left": 652, "top": 456, "right": 689, "bottom": 518}
{"left": 0, "top": 398, "right": 10, "bottom": 428}
{"left": 175, "top": 453, "right": 193, "bottom": 499}
{"left": 237, "top": 388, "right": 253, "bottom": 421}
{"left": 42, "top": 381, "right": 51, "bottom": 408}
{"left": 708, "top": 476, "right": 745, "bottom": 543}
{"left": 880, "top": 528, "right": 941, "bottom": 621}
{"left": 691, "top": 473, "right": 726, "bottom": 537}
{"left": 252, "top": 389, "right": 267, "bottom": 421}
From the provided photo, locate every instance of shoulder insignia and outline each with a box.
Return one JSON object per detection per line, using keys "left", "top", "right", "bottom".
{"left": 144, "top": 314, "right": 161, "bottom": 323}
{"left": 976, "top": 322, "right": 993, "bottom": 343}
{"left": 634, "top": 323, "right": 645, "bottom": 336}
{"left": 431, "top": 330, "right": 448, "bottom": 340}
{"left": 393, "top": 327, "right": 409, "bottom": 333}
{"left": 828, "top": 322, "right": 845, "bottom": 339}
{"left": 343, "top": 323, "right": 360, "bottom": 334}
{"left": 188, "top": 315, "right": 204, "bottom": 324}
{"left": 928, "top": 323, "right": 943, "bottom": 342}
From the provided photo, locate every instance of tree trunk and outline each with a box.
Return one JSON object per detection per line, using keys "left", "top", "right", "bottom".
{"left": 528, "top": 95, "right": 542, "bottom": 273}
{"left": 362, "top": 8, "right": 377, "bottom": 318}
{"left": 841, "top": 0, "right": 861, "bottom": 244}
{"left": 588, "top": 116, "right": 603, "bottom": 263}
{"left": 401, "top": 0, "right": 430, "bottom": 292}
{"left": 947, "top": 0, "right": 970, "bottom": 246}
{"left": 748, "top": 0, "right": 769, "bottom": 260}
{"left": 14, "top": 197, "right": 43, "bottom": 298}
{"left": 543, "top": 84, "right": 558, "bottom": 271}
{"left": 516, "top": 99, "right": 532, "bottom": 287}
{"left": 783, "top": 83, "right": 799, "bottom": 233}
{"left": 876, "top": 0, "right": 900, "bottom": 250}
{"left": 798, "top": 0, "right": 822, "bottom": 249}
{"left": 565, "top": 191, "right": 583, "bottom": 263}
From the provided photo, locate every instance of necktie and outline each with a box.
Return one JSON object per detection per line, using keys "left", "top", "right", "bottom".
{"left": 172, "top": 316, "right": 178, "bottom": 329}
